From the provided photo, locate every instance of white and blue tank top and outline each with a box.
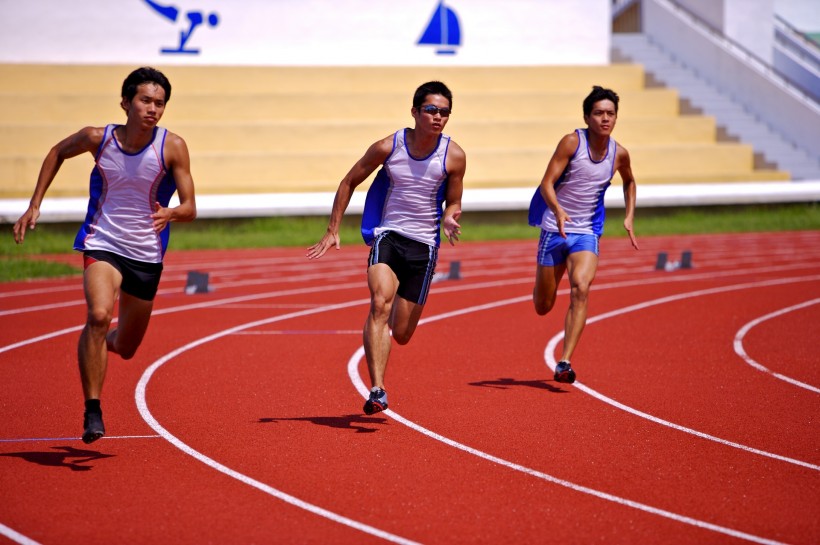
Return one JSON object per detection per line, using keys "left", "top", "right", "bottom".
{"left": 361, "top": 129, "right": 451, "bottom": 248}
{"left": 529, "top": 128, "right": 617, "bottom": 237}
{"left": 74, "top": 124, "right": 177, "bottom": 263}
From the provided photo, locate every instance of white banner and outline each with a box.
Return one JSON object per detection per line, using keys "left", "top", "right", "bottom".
{"left": 0, "top": 0, "right": 611, "bottom": 65}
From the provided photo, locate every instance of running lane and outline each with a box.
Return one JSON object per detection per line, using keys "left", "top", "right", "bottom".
{"left": 1, "top": 232, "right": 818, "bottom": 544}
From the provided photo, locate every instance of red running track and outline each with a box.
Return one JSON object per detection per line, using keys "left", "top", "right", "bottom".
{"left": 1, "top": 231, "right": 819, "bottom": 544}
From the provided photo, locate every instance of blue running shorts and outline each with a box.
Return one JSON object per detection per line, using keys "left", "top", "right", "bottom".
{"left": 536, "top": 231, "right": 599, "bottom": 267}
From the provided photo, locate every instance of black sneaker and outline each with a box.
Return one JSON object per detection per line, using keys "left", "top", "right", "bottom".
{"left": 363, "top": 388, "right": 388, "bottom": 415}
{"left": 82, "top": 410, "right": 105, "bottom": 444}
{"left": 554, "top": 361, "right": 576, "bottom": 384}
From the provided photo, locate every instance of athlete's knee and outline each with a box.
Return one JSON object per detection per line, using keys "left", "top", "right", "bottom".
{"left": 109, "top": 334, "right": 141, "bottom": 359}
{"left": 86, "top": 306, "right": 113, "bottom": 332}
{"left": 116, "top": 344, "right": 140, "bottom": 360}
{"left": 392, "top": 327, "right": 414, "bottom": 345}
{"left": 533, "top": 289, "right": 557, "bottom": 315}
{"left": 370, "top": 294, "right": 394, "bottom": 321}
{"left": 570, "top": 282, "right": 592, "bottom": 304}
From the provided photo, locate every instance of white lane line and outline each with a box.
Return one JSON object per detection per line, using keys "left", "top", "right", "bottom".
{"left": 0, "top": 523, "right": 42, "bottom": 545}
{"left": 734, "top": 298, "right": 820, "bottom": 394}
{"left": 233, "top": 330, "right": 362, "bottom": 335}
{"left": 341, "top": 276, "right": 820, "bottom": 543}
{"left": 0, "top": 281, "right": 363, "bottom": 354}
{"left": 5, "top": 258, "right": 815, "bottom": 544}
{"left": 135, "top": 298, "right": 420, "bottom": 545}
{"left": 543, "top": 275, "right": 820, "bottom": 471}
{"left": 2, "top": 257, "right": 818, "bottom": 317}
{"left": 345, "top": 348, "right": 788, "bottom": 545}
{"left": 0, "top": 435, "right": 160, "bottom": 443}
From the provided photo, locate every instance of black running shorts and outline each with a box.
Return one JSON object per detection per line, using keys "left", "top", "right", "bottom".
{"left": 83, "top": 250, "right": 163, "bottom": 301}
{"left": 368, "top": 231, "right": 438, "bottom": 305}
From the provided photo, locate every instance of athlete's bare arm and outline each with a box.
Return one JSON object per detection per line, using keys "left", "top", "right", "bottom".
{"left": 538, "top": 132, "right": 579, "bottom": 239}
{"left": 13, "top": 127, "right": 104, "bottom": 244}
{"left": 442, "top": 140, "right": 466, "bottom": 245}
{"left": 307, "top": 135, "right": 394, "bottom": 259}
{"left": 615, "top": 144, "right": 639, "bottom": 250}
{"left": 151, "top": 132, "right": 197, "bottom": 233}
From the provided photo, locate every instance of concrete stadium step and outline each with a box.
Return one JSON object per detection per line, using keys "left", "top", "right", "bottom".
{"left": 0, "top": 62, "right": 791, "bottom": 198}
{"left": 0, "top": 64, "right": 648, "bottom": 95}
{"left": 0, "top": 142, "right": 787, "bottom": 198}
{"left": 0, "top": 88, "right": 682, "bottom": 124}
{"left": 0, "top": 116, "right": 718, "bottom": 155}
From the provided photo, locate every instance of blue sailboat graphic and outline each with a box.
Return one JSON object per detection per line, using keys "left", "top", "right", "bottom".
{"left": 417, "top": 1, "right": 461, "bottom": 55}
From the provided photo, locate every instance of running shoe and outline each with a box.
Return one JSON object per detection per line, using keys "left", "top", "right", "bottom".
{"left": 363, "top": 388, "right": 388, "bottom": 415}
{"left": 554, "top": 361, "right": 576, "bottom": 384}
{"left": 82, "top": 410, "right": 105, "bottom": 444}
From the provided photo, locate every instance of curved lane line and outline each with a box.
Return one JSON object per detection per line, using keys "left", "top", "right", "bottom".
{"left": 2, "top": 259, "right": 817, "bottom": 318}
{"left": 342, "top": 276, "right": 820, "bottom": 543}
{"left": 135, "top": 298, "right": 420, "bottom": 545}
{"left": 5, "top": 266, "right": 813, "bottom": 545}
{"left": 0, "top": 523, "right": 41, "bottom": 545}
{"left": 345, "top": 348, "right": 787, "bottom": 545}
{"left": 543, "top": 275, "right": 820, "bottom": 472}
{"left": 0, "top": 282, "right": 363, "bottom": 354}
{"left": 733, "top": 298, "right": 820, "bottom": 394}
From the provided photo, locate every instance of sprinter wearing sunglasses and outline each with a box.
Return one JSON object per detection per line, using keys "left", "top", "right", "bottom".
{"left": 307, "top": 81, "right": 466, "bottom": 415}
{"left": 529, "top": 86, "right": 639, "bottom": 385}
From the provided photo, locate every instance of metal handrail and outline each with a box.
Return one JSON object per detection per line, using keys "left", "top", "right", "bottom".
{"left": 651, "top": 0, "right": 818, "bottom": 108}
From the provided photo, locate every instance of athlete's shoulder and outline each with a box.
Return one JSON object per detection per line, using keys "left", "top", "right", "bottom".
{"left": 554, "top": 130, "right": 581, "bottom": 157}
{"left": 445, "top": 137, "right": 466, "bottom": 160}
{"left": 367, "top": 131, "right": 399, "bottom": 159}
{"left": 161, "top": 129, "right": 191, "bottom": 166}
{"left": 78, "top": 126, "right": 107, "bottom": 144}
{"left": 614, "top": 139, "right": 631, "bottom": 170}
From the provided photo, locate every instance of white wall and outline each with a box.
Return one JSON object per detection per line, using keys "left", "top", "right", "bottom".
{"left": 644, "top": 0, "right": 819, "bottom": 155}
{"left": 775, "top": 0, "right": 820, "bottom": 31}
{"left": 724, "top": 0, "right": 774, "bottom": 64}
{"left": 674, "top": 0, "right": 774, "bottom": 63}
{"left": 0, "top": 0, "right": 612, "bottom": 66}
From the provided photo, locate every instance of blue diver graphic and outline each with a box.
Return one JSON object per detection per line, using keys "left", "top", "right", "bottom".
{"left": 143, "top": 0, "right": 219, "bottom": 54}
{"left": 417, "top": 1, "right": 461, "bottom": 55}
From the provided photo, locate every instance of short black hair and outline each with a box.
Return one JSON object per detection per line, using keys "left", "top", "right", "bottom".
{"left": 583, "top": 85, "right": 619, "bottom": 116}
{"left": 413, "top": 81, "right": 453, "bottom": 110}
{"left": 121, "top": 67, "right": 172, "bottom": 103}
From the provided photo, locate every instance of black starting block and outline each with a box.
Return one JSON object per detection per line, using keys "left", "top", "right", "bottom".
{"left": 655, "top": 251, "right": 693, "bottom": 272}
{"left": 185, "top": 271, "right": 210, "bottom": 294}
{"left": 432, "top": 260, "right": 462, "bottom": 283}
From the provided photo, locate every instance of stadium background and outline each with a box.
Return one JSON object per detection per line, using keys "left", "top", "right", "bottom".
{"left": 0, "top": 0, "right": 817, "bottom": 220}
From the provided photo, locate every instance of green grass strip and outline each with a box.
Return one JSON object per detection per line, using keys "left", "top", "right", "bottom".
{"left": 2, "top": 202, "right": 818, "bottom": 281}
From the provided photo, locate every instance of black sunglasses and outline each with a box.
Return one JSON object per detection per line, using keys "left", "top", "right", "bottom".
{"left": 419, "top": 104, "right": 451, "bottom": 117}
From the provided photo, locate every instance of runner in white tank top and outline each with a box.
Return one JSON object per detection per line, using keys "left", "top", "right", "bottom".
{"left": 12, "top": 67, "right": 196, "bottom": 444}
{"left": 538, "top": 128, "right": 616, "bottom": 237}
{"left": 364, "top": 128, "right": 451, "bottom": 247}
{"left": 75, "top": 124, "right": 178, "bottom": 263}
{"left": 530, "top": 86, "right": 639, "bottom": 385}
{"left": 308, "top": 81, "right": 466, "bottom": 416}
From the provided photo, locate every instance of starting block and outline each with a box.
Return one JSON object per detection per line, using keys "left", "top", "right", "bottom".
{"left": 655, "top": 251, "right": 693, "bottom": 272}
{"left": 185, "top": 271, "right": 211, "bottom": 294}
{"left": 432, "top": 260, "right": 462, "bottom": 283}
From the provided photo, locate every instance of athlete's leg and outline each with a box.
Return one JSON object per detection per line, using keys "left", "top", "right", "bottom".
{"left": 106, "top": 291, "right": 154, "bottom": 360}
{"left": 559, "top": 250, "right": 599, "bottom": 362}
{"left": 364, "top": 263, "right": 400, "bottom": 389}
{"left": 533, "top": 263, "right": 566, "bottom": 315}
{"left": 78, "top": 262, "right": 121, "bottom": 400}
{"left": 389, "top": 296, "right": 425, "bottom": 345}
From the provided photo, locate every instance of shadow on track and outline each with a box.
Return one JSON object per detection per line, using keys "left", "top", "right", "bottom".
{"left": 468, "top": 377, "right": 566, "bottom": 393}
{"left": 0, "top": 445, "right": 115, "bottom": 471}
{"left": 258, "top": 414, "right": 388, "bottom": 434}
